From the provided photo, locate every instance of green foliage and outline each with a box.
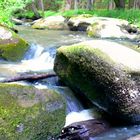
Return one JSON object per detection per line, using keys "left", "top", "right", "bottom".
{"left": 44, "top": 10, "right": 59, "bottom": 17}
{"left": 45, "top": 0, "right": 64, "bottom": 11}
{"left": 14, "top": 11, "right": 35, "bottom": 19}
{"left": 0, "top": 0, "right": 31, "bottom": 26}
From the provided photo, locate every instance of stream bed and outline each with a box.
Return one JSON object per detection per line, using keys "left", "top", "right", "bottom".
{"left": 1, "top": 25, "right": 140, "bottom": 140}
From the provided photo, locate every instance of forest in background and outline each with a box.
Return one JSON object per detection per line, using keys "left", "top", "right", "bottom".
{"left": 1, "top": 0, "right": 140, "bottom": 27}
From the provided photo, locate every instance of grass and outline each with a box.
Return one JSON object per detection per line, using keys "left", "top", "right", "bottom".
{"left": 3, "top": 9, "right": 140, "bottom": 27}
{"left": 61, "top": 9, "right": 140, "bottom": 26}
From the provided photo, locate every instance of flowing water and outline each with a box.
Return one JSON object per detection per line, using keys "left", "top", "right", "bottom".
{"left": 1, "top": 25, "right": 140, "bottom": 140}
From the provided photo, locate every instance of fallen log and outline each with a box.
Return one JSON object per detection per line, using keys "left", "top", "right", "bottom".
{"left": 1, "top": 73, "right": 57, "bottom": 83}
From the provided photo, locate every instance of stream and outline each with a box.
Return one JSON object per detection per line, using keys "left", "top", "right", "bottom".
{"left": 1, "top": 25, "right": 140, "bottom": 140}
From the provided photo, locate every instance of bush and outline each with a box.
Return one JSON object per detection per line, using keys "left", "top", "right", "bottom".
{"left": 0, "top": 0, "right": 31, "bottom": 26}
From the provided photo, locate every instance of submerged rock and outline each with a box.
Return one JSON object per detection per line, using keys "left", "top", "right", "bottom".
{"left": 32, "top": 16, "right": 68, "bottom": 30}
{"left": 68, "top": 15, "right": 139, "bottom": 40}
{"left": 54, "top": 40, "right": 140, "bottom": 124}
{"left": 0, "top": 83, "right": 66, "bottom": 139}
{"left": 0, "top": 25, "right": 29, "bottom": 61}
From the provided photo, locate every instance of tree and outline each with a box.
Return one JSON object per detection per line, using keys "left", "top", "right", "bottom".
{"left": 129, "top": 0, "right": 134, "bottom": 8}
{"left": 128, "top": 0, "right": 140, "bottom": 9}
{"left": 114, "top": 0, "right": 125, "bottom": 9}
{"left": 108, "top": 0, "right": 115, "bottom": 9}
{"left": 65, "top": 0, "right": 72, "bottom": 10}
{"left": 30, "top": 0, "right": 40, "bottom": 18}
{"left": 133, "top": 0, "right": 140, "bottom": 9}
{"left": 37, "top": 0, "right": 44, "bottom": 17}
{"left": 74, "top": 0, "right": 79, "bottom": 10}
{"left": 87, "top": 0, "right": 95, "bottom": 10}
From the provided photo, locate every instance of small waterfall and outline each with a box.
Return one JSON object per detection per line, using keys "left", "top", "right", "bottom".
{"left": 0, "top": 44, "right": 55, "bottom": 75}
{"left": 20, "top": 44, "right": 55, "bottom": 72}
{"left": 23, "top": 44, "right": 44, "bottom": 60}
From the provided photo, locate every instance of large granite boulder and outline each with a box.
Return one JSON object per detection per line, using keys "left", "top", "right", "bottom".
{"left": 32, "top": 16, "right": 68, "bottom": 30}
{"left": 0, "top": 83, "right": 66, "bottom": 139}
{"left": 54, "top": 40, "right": 140, "bottom": 124}
{"left": 68, "top": 15, "right": 139, "bottom": 40}
{"left": 0, "top": 25, "right": 29, "bottom": 61}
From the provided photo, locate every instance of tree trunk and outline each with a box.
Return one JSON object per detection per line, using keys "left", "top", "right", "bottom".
{"left": 65, "top": 0, "right": 72, "bottom": 10}
{"left": 129, "top": 0, "right": 134, "bottom": 9}
{"left": 108, "top": 0, "right": 115, "bottom": 9}
{"left": 37, "top": 0, "right": 44, "bottom": 17}
{"left": 31, "top": 0, "right": 40, "bottom": 19}
{"left": 134, "top": 0, "right": 140, "bottom": 9}
{"left": 74, "top": 0, "right": 79, "bottom": 10}
{"left": 87, "top": 0, "right": 94, "bottom": 10}
{"left": 114, "top": 0, "right": 125, "bottom": 9}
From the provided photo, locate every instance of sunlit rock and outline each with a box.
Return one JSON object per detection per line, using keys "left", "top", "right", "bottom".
{"left": 54, "top": 39, "right": 140, "bottom": 124}
{"left": 32, "top": 16, "right": 68, "bottom": 30}
{"left": 68, "top": 15, "right": 139, "bottom": 40}
{"left": 0, "top": 25, "right": 29, "bottom": 61}
{"left": 0, "top": 83, "right": 66, "bottom": 139}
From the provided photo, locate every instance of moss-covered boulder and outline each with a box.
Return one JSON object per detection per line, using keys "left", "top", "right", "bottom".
{"left": 87, "top": 17, "right": 138, "bottom": 39}
{"left": 0, "top": 25, "right": 29, "bottom": 61}
{"left": 32, "top": 16, "right": 68, "bottom": 30}
{"left": 0, "top": 83, "right": 66, "bottom": 139}
{"left": 68, "top": 15, "right": 139, "bottom": 39}
{"left": 54, "top": 40, "right": 140, "bottom": 124}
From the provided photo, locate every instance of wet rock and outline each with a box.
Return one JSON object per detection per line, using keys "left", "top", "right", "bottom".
{"left": 0, "top": 83, "right": 66, "bottom": 139}
{"left": 54, "top": 40, "right": 140, "bottom": 124}
{"left": 32, "top": 16, "right": 68, "bottom": 30}
{"left": 0, "top": 24, "right": 29, "bottom": 61}
{"left": 86, "top": 17, "right": 138, "bottom": 39}
{"left": 58, "top": 119, "right": 110, "bottom": 140}
{"left": 68, "top": 15, "right": 139, "bottom": 40}
{"left": 127, "top": 134, "right": 140, "bottom": 140}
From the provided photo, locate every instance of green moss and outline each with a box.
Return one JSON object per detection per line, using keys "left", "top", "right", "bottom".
{"left": 87, "top": 22, "right": 100, "bottom": 37}
{"left": 70, "top": 14, "right": 93, "bottom": 20}
{"left": 0, "top": 29, "right": 29, "bottom": 61}
{"left": 0, "top": 83, "right": 66, "bottom": 140}
{"left": 55, "top": 44, "right": 115, "bottom": 102}
{"left": 54, "top": 43, "right": 140, "bottom": 124}
{"left": 58, "top": 43, "right": 114, "bottom": 64}
{"left": 0, "top": 38, "right": 28, "bottom": 61}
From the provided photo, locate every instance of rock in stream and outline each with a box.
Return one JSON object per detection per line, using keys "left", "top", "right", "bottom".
{"left": 54, "top": 39, "right": 140, "bottom": 124}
